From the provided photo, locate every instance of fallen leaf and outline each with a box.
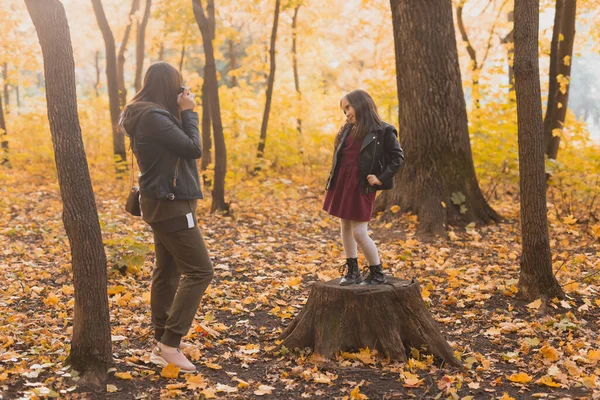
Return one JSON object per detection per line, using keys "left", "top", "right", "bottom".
{"left": 114, "top": 371, "right": 132, "bottom": 380}
{"left": 506, "top": 372, "right": 532, "bottom": 384}
{"left": 160, "top": 364, "right": 180, "bottom": 379}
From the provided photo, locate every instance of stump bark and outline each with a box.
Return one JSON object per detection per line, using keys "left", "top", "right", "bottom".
{"left": 280, "top": 278, "right": 461, "bottom": 367}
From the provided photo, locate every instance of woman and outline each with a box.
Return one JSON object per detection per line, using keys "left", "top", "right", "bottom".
{"left": 323, "top": 89, "right": 404, "bottom": 285}
{"left": 120, "top": 62, "right": 213, "bottom": 373}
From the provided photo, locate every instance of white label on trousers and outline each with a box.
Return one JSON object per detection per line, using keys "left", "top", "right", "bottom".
{"left": 186, "top": 212, "right": 194, "bottom": 228}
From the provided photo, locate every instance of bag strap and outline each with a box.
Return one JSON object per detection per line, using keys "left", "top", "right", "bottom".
{"left": 173, "top": 159, "right": 180, "bottom": 187}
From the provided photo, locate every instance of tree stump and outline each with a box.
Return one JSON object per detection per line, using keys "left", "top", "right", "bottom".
{"left": 280, "top": 277, "right": 462, "bottom": 367}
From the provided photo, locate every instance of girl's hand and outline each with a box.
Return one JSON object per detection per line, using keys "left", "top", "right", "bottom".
{"left": 367, "top": 174, "right": 382, "bottom": 186}
{"left": 178, "top": 87, "right": 196, "bottom": 111}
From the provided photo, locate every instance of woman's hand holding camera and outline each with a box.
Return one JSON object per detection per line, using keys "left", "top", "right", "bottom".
{"left": 178, "top": 87, "right": 196, "bottom": 111}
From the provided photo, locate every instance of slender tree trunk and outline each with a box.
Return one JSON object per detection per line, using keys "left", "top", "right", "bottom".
{"left": 91, "top": 0, "right": 126, "bottom": 162}
{"left": 543, "top": 0, "right": 576, "bottom": 160}
{"left": 135, "top": 0, "right": 151, "bottom": 92}
{"left": 513, "top": 0, "right": 565, "bottom": 301}
{"left": 292, "top": 5, "right": 302, "bottom": 136}
{"left": 2, "top": 63, "right": 8, "bottom": 109}
{"left": 118, "top": 0, "right": 140, "bottom": 108}
{"left": 0, "top": 85, "right": 8, "bottom": 167}
{"left": 506, "top": 11, "right": 515, "bottom": 93}
{"left": 200, "top": 80, "right": 212, "bottom": 171}
{"left": 179, "top": 43, "right": 186, "bottom": 73}
{"left": 256, "top": 0, "right": 280, "bottom": 163}
{"left": 456, "top": 1, "right": 480, "bottom": 109}
{"left": 15, "top": 70, "right": 20, "bottom": 111}
{"left": 94, "top": 50, "right": 100, "bottom": 97}
{"left": 192, "top": 0, "right": 227, "bottom": 213}
{"left": 25, "top": 0, "right": 112, "bottom": 389}
{"left": 158, "top": 42, "right": 165, "bottom": 61}
{"left": 228, "top": 39, "right": 237, "bottom": 87}
{"left": 380, "top": 0, "right": 500, "bottom": 236}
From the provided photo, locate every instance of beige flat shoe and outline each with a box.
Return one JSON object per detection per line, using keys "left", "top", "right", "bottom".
{"left": 150, "top": 344, "right": 196, "bottom": 373}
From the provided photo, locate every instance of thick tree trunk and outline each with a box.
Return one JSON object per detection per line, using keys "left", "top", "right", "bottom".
{"left": 91, "top": 0, "right": 126, "bottom": 162}
{"left": 192, "top": 0, "right": 227, "bottom": 213}
{"left": 543, "top": 0, "right": 576, "bottom": 160}
{"left": 0, "top": 86, "right": 8, "bottom": 167}
{"left": 256, "top": 0, "right": 280, "bottom": 163}
{"left": 380, "top": 0, "right": 500, "bottom": 237}
{"left": 135, "top": 0, "right": 151, "bottom": 92}
{"left": 280, "top": 278, "right": 461, "bottom": 367}
{"left": 200, "top": 80, "right": 212, "bottom": 171}
{"left": 292, "top": 5, "right": 302, "bottom": 136}
{"left": 25, "top": 0, "right": 112, "bottom": 389}
{"left": 118, "top": 0, "right": 140, "bottom": 108}
{"left": 513, "top": 0, "right": 565, "bottom": 301}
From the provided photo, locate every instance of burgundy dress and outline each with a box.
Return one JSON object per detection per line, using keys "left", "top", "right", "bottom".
{"left": 323, "top": 134, "right": 376, "bottom": 221}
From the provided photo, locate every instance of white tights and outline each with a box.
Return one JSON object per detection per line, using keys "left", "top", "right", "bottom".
{"left": 340, "top": 219, "right": 381, "bottom": 266}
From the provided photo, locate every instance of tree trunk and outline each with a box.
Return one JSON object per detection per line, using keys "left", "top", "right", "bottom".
{"left": 118, "top": 0, "right": 140, "bottom": 108}
{"left": 256, "top": 0, "right": 280, "bottom": 163}
{"left": 280, "top": 278, "right": 461, "bottom": 367}
{"left": 135, "top": 0, "right": 152, "bottom": 92}
{"left": 25, "top": 0, "right": 112, "bottom": 389}
{"left": 505, "top": 11, "right": 515, "bottom": 93}
{"left": 292, "top": 5, "right": 302, "bottom": 136}
{"left": 91, "top": 0, "right": 126, "bottom": 162}
{"left": 456, "top": 1, "right": 480, "bottom": 109}
{"left": 94, "top": 50, "right": 100, "bottom": 98}
{"left": 543, "top": 0, "right": 576, "bottom": 160}
{"left": 179, "top": 41, "right": 186, "bottom": 73}
{"left": 228, "top": 39, "right": 237, "bottom": 87}
{"left": 158, "top": 42, "right": 165, "bottom": 61}
{"left": 379, "top": 0, "right": 500, "bottom": 237}
{"left": 2, "top": 63, "right": 8, "bottom": 108}
{"left": 192, "top": 0, "right": 228, "bottom": 213}
{"left": 0, "top": 84, "right": 8, "bottom": 167}
{"left": 513, "top": 0, "right": 565, "bottom": 301}
{"left": 200, "top": 80, "right": 212, "bottom": 171}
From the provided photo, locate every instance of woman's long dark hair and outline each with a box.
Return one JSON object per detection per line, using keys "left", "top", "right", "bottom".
{"left": 127, "top": 61, "right": 182, "bottom": 120}
{"left": 334, "top": 89, "right": 382, "bottom": 148}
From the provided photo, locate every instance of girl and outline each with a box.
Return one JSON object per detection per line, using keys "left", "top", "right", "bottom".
{"left": 120, "top": 62, "right": 213, "bottom": 372}
{"left": 323, "top": 90, "right": 404, "bottom": 285}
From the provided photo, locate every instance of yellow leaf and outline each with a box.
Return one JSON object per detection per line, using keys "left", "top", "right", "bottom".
{"left": 421, "top": 288, "right": 430, "bottom": 299}
{"left": 384, "top": 222, "right": 393, "bottom": 229}
{"left": 43, "top": 293, "right": 60, "bottom": 307}
{"left": 402, "top": 371, "right": 424, "bottom": 387}
{"left": 500, "top": 393, "right": 515, "bottom": 400}
{"left": 440, "top": 201, "right": 446, "bottom": 208}
{"left": 536, "top": 376, "right": 561, "bottom": 387}
{"left": 581, "top": 376, "right": 597, "bottom": 388}
{"left": 160, "top": 364, "right": 180, "bottom": 379}
{"left": 390, "top": 205, "right": 400, "bottom": 213}
{"left": 205, "top": 362, "right": 222, "bottom": 370}
{"left": 540, "top": 345, "right": 559, "bottom": 362}
{"left": 559, "top": 33, "right": 564, "bottom": 41}
{"left": 186, "top": 374, "right": 206, "bottom": 390}
{"left": 526, "top": 299, "right": 542, "bottom": 310}
{"left": 562, "top": 215, "right": 577, "bottom": 225}
{"left": 349, "top": 385, "right": 368, "bottom": 399}
{"left": 586, "top": 349, "right": 600, "bottom": 364}
{"left": 506, "top": 372, "right": 533, "bottom": 383}
{"left": 201, "top": 388, "right": 216, "bottom": 398}
{"left": 563, "top": 56, "right": 571, "bottom": 66}
{"left": 234, "top": 377, "right": 249, "bottom": 389}
{"left": 285, "top": 276, "right": 302, "bottom": 287}
{"left": 115, "top": 372, "right": 132, "bottom": 380}
{"left": 557, "top": 102, "right": 563, "bottom": 109}
{"left": 107, "top": 285, "right": 126, "bottom": 296}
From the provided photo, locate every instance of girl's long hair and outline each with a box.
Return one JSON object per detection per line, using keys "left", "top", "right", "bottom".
{"left": 334, "top": 89, "right": 382, "bottom": 148}
{"left": 127, "top": 61, "right": 182, "bottom": 120}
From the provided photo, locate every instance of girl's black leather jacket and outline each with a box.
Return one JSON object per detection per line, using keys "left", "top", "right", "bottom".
{"left": 326, "top": 122, "right": 404, "bottom": 194}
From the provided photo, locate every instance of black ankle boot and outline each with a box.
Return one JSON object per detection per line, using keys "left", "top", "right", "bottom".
{"left": 339, "top": 258, "right": 361, "bottom": 286}
{"left": 360, "top": 264, "right": 386, "bottom": 285}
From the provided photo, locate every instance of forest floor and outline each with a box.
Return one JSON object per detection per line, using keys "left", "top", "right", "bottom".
{"left": 1, "top": 166, "right": 600, "bottom": 400}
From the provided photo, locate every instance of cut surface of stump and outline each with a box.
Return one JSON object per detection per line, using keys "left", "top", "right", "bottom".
{"left": 280, "top": 277, "right": 461, "bottom": 367}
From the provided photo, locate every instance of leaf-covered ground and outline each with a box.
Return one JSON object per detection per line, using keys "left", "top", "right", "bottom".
{"left": 1, "top": 167, "right": 600, "bottom": 400}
